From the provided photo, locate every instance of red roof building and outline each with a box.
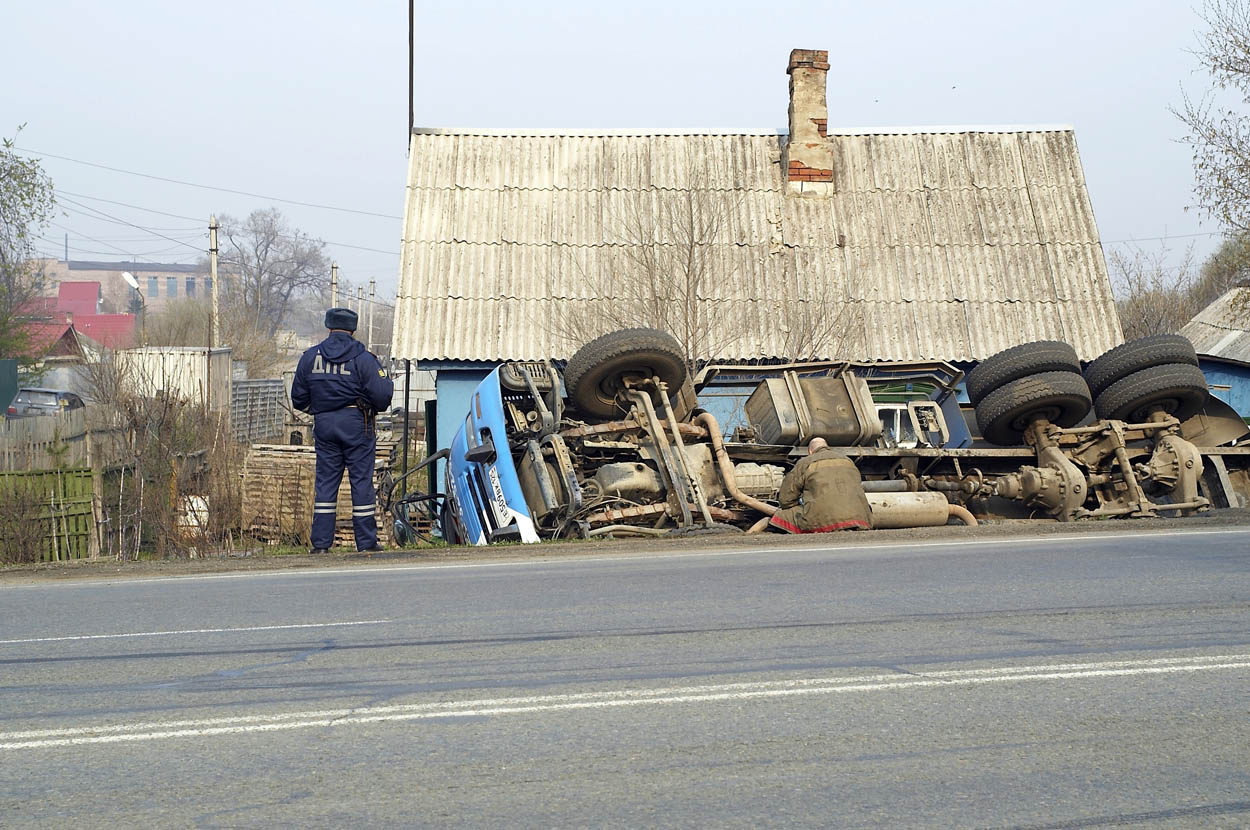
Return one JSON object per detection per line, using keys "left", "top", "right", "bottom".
{"left": 73, "top": 314, "right": 136, "bottom": 349}
{"left": 18, "top": 323, "right": 83, "bottom": 359}
{"left": 16, "top": 297, "right": 57, "bottom": 316}
{"left": 57, "top": 282, "right": 102, "bottom": 316}
{"left": 15, "top": 279, "right": 135, "bottom": 351}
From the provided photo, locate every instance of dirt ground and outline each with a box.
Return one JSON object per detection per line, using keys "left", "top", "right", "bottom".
{"left": 3, "top": 508, "right": 1248, "bottom": 585}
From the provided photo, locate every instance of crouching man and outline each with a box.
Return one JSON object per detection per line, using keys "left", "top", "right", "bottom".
{"left": 765, "top": 437, "right": 872, "bottom": 533}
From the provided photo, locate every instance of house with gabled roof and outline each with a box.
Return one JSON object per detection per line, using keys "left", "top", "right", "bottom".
{"left": 391, "top": 48, "right": 1124, "bottom": 447}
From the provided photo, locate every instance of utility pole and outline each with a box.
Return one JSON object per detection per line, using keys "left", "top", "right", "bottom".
{"left": 209, "top": 215, "right": 220, "bottom": 348}
{"left": 408, "top": 0, "right": 414, "bottom": 143}
{"left": 330, "top": 262, "right": 339, "bottom": 307}
{"left": 356, "top": 286, "right": 364, "bottom": 319}
{"left": 368, "top": 279, "right": 376, "bottom": 351}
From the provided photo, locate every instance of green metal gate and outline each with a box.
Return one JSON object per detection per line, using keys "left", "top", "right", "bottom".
{"left": 0, "top": 468, "right": 95, "bottom": 562}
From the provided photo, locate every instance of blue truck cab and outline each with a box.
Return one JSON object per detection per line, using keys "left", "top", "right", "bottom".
{"left": 443, "top": 367, "right": 539, "bottom": 545}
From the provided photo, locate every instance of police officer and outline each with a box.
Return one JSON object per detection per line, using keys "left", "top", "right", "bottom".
{"left": 291, "top": 308, "right": 394, "bottom": 553}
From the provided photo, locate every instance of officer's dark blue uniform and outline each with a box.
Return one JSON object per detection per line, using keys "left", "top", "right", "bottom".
{"left": 291, "top": 308, "right": 394, "bottom": 552}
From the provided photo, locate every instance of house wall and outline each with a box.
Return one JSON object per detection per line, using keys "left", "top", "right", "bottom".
{"left": 1200, "top": 358, "right": 1250, "bottom": 418}
{"left": 38, "top": 364, "right": 96, "bottom": 400}
{"left": 431, "top": 366, "right": 493, "bottom": 483}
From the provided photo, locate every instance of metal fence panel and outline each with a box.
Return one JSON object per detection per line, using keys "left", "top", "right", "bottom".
{"left": 231, "top": 379, "right": 288, "bottom": 444}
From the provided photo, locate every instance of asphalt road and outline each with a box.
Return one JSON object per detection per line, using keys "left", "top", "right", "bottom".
{"left": 2, "top": 528, "right": 1250, "bottom": 828}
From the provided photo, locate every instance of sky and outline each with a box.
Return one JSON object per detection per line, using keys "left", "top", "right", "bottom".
{"left": 2, "top": 0, "right": 1228, "bottom": 298}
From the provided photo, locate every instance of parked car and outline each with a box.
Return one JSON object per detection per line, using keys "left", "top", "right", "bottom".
{"left": 5, "top": 388, "right": 85, "bottom": 418}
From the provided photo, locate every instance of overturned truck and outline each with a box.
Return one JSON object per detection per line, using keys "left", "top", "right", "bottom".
{"left": 393, "top": 329, "right": 1250, "bottom": 545}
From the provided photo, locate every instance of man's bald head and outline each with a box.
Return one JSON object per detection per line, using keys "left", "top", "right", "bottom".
{"left": 808, "top": 437, "right": 828, "bottom": 452}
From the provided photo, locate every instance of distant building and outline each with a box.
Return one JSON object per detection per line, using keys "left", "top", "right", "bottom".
{"left": 12, "top": 321, "right": 99, "bottom": 397}
{"left": 33, "top": 259, "right": 217, "bottom": 314}
{"left": 17, "top": 280, "right": 136, "bottom": 350}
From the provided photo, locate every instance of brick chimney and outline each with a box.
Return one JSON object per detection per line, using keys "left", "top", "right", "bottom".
{"left": 784, "top": 48, "right": 833, "bottom": 196}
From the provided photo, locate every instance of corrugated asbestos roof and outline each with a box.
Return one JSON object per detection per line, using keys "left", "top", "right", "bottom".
{"left": 1181, "top": 287, "right": 1250, "bottom": 362}
{"left": 393, "top": 128, "right": 1123, "bottom": 362}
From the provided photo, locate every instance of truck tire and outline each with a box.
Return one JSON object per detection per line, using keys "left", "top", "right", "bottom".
{"left": 975, "top": 371, "right": 1093, "bottom": 446}
{"left": 1083, "top": 334, "right": 1199, "bottom": 399}
{"left": 964, "top": 341, "right": 1081, "bottom": 406}
{"left": 1093, "top": 362, "right": 1210, "bottom": 423}
{"left": 439, "top": 501, "right": 462, "bottom": 546}
{"left": 565, "top": 328, "right": 687, "bottom": 419}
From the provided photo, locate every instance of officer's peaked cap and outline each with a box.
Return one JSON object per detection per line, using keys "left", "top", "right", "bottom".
{"left": 324, "top": 307, "right": 358, "bottom": 331}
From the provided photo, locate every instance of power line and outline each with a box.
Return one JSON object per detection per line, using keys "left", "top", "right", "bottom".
{"left": 57, "top": 196, "right": 206, "bottom": 255}
{"left": 61, "top": 190, "right": 400, "bottom": 256}
{"left": 59, "top": 201, "right": 205, "bottom": 237}
{"left": 48, "top": 222, "right": 202, "bottom": 244}
{"left": 57, "top": 190, "right": 204, "bottom": 228}
{"left": 1102, "top": 230, "right": 1225, "bottom": 245}
{"left": 41, "top": 239, "right": 195, "bottom": 259}
{"left": 46, "top": 223, "right": 144, "bottom": 260}
{"left": 321, "top": 240, "right": 401, "bottom": 256}
{"left": 19, "top": 146, "right": 403, "bottom": 220}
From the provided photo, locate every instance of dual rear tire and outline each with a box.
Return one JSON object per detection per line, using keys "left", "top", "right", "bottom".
{"left": 968, "top": 334, "right": 1209, "bottom": 445}
{"left": 1083, "top": 334, "right": 1207, "bottom": 423}
{"left": 967, "top": 341, "right": 1092, "bottom": 445}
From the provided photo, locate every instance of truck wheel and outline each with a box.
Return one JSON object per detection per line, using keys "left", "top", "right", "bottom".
{"left": 975, "top": 371, "right": 1093, "bottom": 445}
{"left": 439, "top": 501, "right": 461, "bottom": 546}
{"left": 964, "top": 341, "right": 1081, "bottom": 407}
{"left": 1083, "top": 334, "right": 1199, "bottom": 398}
{"left": 565, "top": 328, "right": 687, "bottom": 419}
{"left": 1093, "top": 363, "right": 1209, "bottom": 423}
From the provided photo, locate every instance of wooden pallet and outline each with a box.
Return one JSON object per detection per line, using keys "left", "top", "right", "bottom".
{"left": 242, "top": 441, "right": 398, "bottom": 547}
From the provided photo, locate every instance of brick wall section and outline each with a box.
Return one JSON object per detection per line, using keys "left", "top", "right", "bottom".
{"left": 788, "top": 160, "right": 833, "bottom": 182}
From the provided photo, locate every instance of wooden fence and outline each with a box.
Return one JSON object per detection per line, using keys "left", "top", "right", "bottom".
{"left": 0, "top": 409, "right": 128, "bottom": 472}
{"left": 0, "top": 468, "right": 96, "bottom": 561}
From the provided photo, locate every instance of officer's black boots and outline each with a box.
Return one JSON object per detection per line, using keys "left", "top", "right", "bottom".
{"left": 309, "top": 547, "right": 331, "bottom": 555}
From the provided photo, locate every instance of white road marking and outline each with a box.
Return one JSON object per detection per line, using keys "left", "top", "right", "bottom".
{"left": 8, "top": 527, "right": 1249, "bottom": 589}
{"left": 0, "top": 619, "right": 391, "bottom": 646}
{"left": 3, "top": 652, "right": 1246, "bottom": 751}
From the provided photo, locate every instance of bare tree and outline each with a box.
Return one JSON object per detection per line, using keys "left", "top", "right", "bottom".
{"left": 218, "top": 208, "right": 329, "bottom": 337}
{"left": 553, "top": 181, "right": 738, "bottom": 365}
{"left": 81, "top": 354, "right": 243, "bottom": 559}
{"left": 554, "top": 160, "right": 858, "bottom": 366}
{"left": 0, "top": 128, "right": 55, "bottom": 361}
{"left": 1174, "top": 0, "right": 1250, "bottom": 319}
{"left": 771, "top": 253, "right": 864, "bottom": 361}
{"left": 1194, "top": 230, "right": 1250, "bottom": 310}
{"left": 1109, "top": 244, "right": 1201, "bottom": 339}
{"left": 144, "top": 298, "right": 289, "bottom": 377}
